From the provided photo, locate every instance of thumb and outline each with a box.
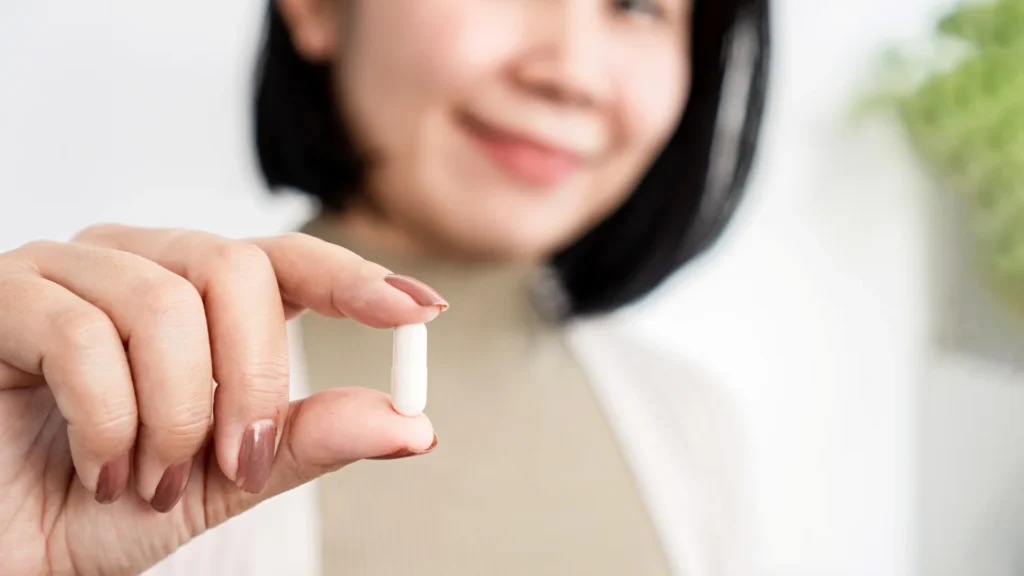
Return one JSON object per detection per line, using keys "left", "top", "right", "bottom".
{"left": 202, "top": 387, "right": 436, "bottom": 527}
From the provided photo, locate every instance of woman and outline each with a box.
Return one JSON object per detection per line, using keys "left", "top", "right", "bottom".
{"left": 0, "top": 0, "right": 769, "bottom": 574}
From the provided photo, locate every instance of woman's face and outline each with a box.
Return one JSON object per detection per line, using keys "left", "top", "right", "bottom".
{"left": 282, "top": 0, "right": 691, "bottom": 259}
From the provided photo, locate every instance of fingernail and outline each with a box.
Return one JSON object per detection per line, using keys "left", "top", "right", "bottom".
{"left": 95, "top": 453, "right": 130, "bottom": 504}
{"left": 236, "top": 420, "right": 277, "bottom": 494}
{"left": 371, "top": 433, "right": 439, "bottom": 461}
{"left": 151, "top": 460, "right": 192, "bottom": 513}
{"left": 385, "top": 275, "right": 449, "bottom": 311}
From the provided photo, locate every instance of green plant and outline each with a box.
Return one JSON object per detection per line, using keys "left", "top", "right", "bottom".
{"left": 872, "top": 0, "right": 1024, "bottom": 313}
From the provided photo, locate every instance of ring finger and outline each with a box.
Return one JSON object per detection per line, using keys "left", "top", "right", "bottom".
{"left": 14, "top": 241, "right": 214, "bottom": 511}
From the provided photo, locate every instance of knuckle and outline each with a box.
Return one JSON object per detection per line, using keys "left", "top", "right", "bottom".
{"left": 15, "top": 239, "right": 60, "bottom": 254}
{"left": 210, "top": 241, "right": 273, "bottom": 274}
{"left": 155, "top": 400, "right": 213, "bottom": 448}
{"left": 132, "top": 273, "right": 204, "bottom": 320}
{"left": 7, "top": 240, "right": 59, "bottom": 266}
{"left": 52, "top": 306, "right": 119, "bottom": 355}
{"left": 72, "top": 222, "right": 123, "bottom": 243}
{"left": 208, "top": 242, "right": 279, "bottom": 302}
{"left": 234, "top": 358, "right": 291, "bottom": 399}
{"left": 275, "top": 232, "right": 312, "bottom": 250}
{"left": 85, "top": 405, "right": 139, "bottom": 449}
{"left": 207, "top": 241, "right": 277, "bottom": 289}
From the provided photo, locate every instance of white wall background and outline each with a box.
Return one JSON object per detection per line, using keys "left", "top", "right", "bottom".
{"left": 0, "top": 0, "right": 313, "bottom": 240}
{"left": 4, "top": 1, "right": 1024, "bottom": 576}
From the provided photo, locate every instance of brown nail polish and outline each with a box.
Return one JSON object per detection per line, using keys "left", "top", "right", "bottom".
{"left": 371, "top": 433, "right": 439, "bottom": 461}
{"left": 385, "top": 275, "right": 449, "bottom": 311}
{"left": 95, "top": 453, "right": 130, "bottom": 504}
{"left": 151, "top": 460, "right": 192, "bottom": 513}
{"left": 236, "top": 420, "right": 277, "bottom": 494}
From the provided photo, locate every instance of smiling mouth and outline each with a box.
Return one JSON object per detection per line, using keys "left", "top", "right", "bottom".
{"left": 456, "top": 112, "right": 585, "bottom": 189}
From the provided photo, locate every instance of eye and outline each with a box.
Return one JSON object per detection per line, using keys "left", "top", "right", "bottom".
{"left": 612, "top": 0, "right": 666, "bottom": 19}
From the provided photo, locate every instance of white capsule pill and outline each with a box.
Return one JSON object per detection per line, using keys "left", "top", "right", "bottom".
{"left": 391, "top": 323, "right": 428, "bottom": 417}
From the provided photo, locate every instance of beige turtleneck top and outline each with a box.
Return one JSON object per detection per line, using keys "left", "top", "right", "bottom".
{"left": 299, "top": 217, "right": 672, "bottom": 575}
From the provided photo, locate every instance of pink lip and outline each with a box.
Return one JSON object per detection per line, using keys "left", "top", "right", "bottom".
{"left": 458, "top": 114, "right": 583, "bottom": 188}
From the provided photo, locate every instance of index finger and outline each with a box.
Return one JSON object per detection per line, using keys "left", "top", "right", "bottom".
{"left": 248, "top": 233, "right": 449, "bottom": 326}
{"left": 76, "top": 225, "right": 448, "bottom": 327}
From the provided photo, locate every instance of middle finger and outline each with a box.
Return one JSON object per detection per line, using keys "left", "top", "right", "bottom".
{"left": 76, "top": 226, "right": 290, "bottom": 495}
{"left": 16, "top": 240, "right": 213, "bottom": 510}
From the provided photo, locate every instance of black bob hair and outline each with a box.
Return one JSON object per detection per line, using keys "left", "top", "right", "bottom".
{"left": 254, "top": 0, "right": 771, "bottom": 319}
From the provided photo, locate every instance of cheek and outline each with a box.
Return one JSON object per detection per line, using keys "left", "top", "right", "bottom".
{"left": 414, "top": 3, "right": 527, "bottom": 93}
{"left": 344, "top": 0, "right": 525, "bottom": 138}
{"left": 615, "top": 42, "right": 690, "bottom": 149}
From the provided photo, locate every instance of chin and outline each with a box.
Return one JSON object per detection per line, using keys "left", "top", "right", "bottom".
{"left": 436, "top": 214, "right": 578, "bottom": 262}
{"left": 408, "top": 171, "right": 599, "bottom": 261}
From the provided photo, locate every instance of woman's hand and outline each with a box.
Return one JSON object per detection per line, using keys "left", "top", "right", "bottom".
{"left": 0, "top": 224, "right": 443, "bottom": 576}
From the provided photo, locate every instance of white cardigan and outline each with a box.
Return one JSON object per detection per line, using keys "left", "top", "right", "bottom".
{"left": 145, "top": 315, "right": 753, "bottom": 576}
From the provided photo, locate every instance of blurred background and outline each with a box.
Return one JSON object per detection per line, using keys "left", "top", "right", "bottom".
{"left": 3, "top": 1, "right": 1024, "bottom": 575}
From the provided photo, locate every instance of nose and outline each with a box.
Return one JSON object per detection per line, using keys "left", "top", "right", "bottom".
{"left": 514, "top": 1, "right": 612, "bottom": 108}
